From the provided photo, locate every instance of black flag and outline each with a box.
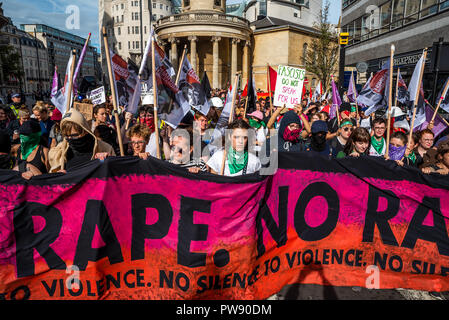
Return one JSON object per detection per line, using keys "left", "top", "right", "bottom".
{"left": 201, "top": 72, "right": 212, "bottom": 100}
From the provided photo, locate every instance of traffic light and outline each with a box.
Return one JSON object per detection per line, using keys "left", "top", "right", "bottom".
{"left": 339, "top": 33, "right": 349, "bottom": 45}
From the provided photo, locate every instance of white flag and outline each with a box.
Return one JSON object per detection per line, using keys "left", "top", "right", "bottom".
{"left": 408, "top": 53, "right": 425, "bottom": 103}
{"left": 51, "top": 54, "right": 75, "bottom": 115}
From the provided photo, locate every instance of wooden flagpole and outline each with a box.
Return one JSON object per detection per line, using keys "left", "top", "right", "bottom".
{"left": 151, "top": 36, "right": 161, "bottom": 159}
{"left": 385, "top": 44, "right": 395, "bottom": 159}
{"left": 65, "top": 50, "right": 77, "bottom": 112}
{"left": 267, "top": 64, "right": 273, "bottom": 117}
{"left": 431, "top": 78, "right": 449, "bottom": 122}
{"left": 394, "top": 67, "right": 400, "bottom": 108}
{"left": 220, "top": 73, "right": 240, "bottom": 176}
{"left": 102, "top": 27, "right": 125, "bottom": 156}
{"left": 409, "top": 48, "right": 428, "bottom": 147}
{"left": 166, "top": 44, "right": 187, "bottom": 114}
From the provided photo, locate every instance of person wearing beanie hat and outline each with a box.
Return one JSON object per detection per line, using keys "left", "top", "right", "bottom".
{"left": 48, "top": 109, "right": 115, "bottom": 173}
{"left": 9, "top": 93, "right": 22, "bottom": 119}
{"left": 0, "top": 130, "right": 13, "bottom": 170}
{"left": 49, "top": 108, "right": 64, "bottom": 148}
{"left": 13, "top": 119, "right": 49, "bottom": 179}
{"left": 305, "top": 120, "right": 334, "bottom": 156}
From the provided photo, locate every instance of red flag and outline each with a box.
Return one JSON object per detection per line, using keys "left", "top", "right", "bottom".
{"left": 242, "top": 82, "right": 248, "bottom": 97}
{"left": 268, "top": 66, "right": 277, "bottom": 92}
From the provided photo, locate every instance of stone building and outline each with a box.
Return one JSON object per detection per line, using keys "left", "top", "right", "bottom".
{"left": 155, "top": 0, "right": 253, "bottom": 89}
{"left": 99, "top": 0, "right": 174, "bottom": 67}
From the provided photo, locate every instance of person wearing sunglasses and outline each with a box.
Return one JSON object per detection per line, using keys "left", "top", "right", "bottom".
{"left": 336, "top": 127, "right": 371, "bottom": 159}
{"left": 48, "top": 109, "right": 115, "bottom": 172}
{"left": 329, "top": 120, "right": 354, "bottom": 158}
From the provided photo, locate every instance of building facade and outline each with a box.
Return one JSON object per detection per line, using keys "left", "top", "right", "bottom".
{"left": 341, "top": 0, "right": 449, "bottom": 102}
{"left": 99, "top": 0, "right": 174, "bottom": 69}
{"left": 0, "top": 17, "right": 22, "bottom": 98}
{"left": 20, "top": 24, "right": 100, "bottom": 93}
{"left": 155, "top": 0, "right": 253, "bottom": 89}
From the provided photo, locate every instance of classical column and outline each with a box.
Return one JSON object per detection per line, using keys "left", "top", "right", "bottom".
{"left": 231, "top": 38, "right": 240, "bottom": 80}
{"left": 169, "top": 37, "right": 179, "bottom": 71}
{"left": 188, "top": 36, "right": 198, "bottom": 74}
{"left": 242, "top": 40, "right": 250, "bottom": 88}
{"left": 211, "top": 36, "right": 221, "bottom": 89}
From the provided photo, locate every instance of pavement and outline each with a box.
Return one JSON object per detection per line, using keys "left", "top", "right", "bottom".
{"left": 267, "top": 284, "right": 449, "bottom": 300}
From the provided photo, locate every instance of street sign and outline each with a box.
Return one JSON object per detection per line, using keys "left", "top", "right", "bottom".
{"left": 356, "top": 62, "right": 369, "bottom": 73}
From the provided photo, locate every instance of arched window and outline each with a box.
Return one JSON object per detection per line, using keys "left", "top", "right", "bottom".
{"left": 302, "top": 43, "right": 308, "bottom": 65}
{"left": 184, "top": 0, "right": 190, "bottom": 7}
{"left": 214, "top": 0, "right": 222, "bottom": 6}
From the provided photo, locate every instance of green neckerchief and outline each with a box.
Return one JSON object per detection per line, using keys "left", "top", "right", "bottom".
{"left": 406, "top": 150, "right": 416, "bottom": 163}
{"left": 20, "top": 132, "right": 41, "bottom": 160}
{"left": 371, "top": 136, "right": 385, "bottom": 155}
{"left": 249, "top": 118, "right": 266, "bottom": 129}
{"left": 227, "top": 146, "right": 248, "bottom": 175}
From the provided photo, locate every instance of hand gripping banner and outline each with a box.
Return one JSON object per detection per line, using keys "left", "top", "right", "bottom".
{"left": 0, "top": 153, "right": 449, "bottom": 300}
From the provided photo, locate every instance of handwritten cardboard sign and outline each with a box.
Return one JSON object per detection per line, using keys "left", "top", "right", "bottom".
{"left": 273, "top": 65, "right": 306, "bottom": 108}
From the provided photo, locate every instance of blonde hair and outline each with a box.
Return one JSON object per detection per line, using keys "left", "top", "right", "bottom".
{"left": 127, "top": 124, "right": 151, "bottom": 142}
{"left": 32, "top": 101, "right": 48, "bottom": 114}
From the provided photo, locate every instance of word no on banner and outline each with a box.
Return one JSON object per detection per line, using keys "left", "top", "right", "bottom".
{"left": 273, "top": 65, "right": 306, "bottom": 108}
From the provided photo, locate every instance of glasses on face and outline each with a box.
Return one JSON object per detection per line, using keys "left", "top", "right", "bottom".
{"left": 131, "top": 141, "right": 146, "bottom": 145}
{"left": 65, "top": 133, "right": 82, "bottom": 139}
{"left": 422, "top": 139, "right": 434, "bottom": 143}
{"left": 343, "top": 127, "right": 353, "bottom": 132}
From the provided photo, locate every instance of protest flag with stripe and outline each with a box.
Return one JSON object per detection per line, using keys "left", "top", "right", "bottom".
{"left": 72, "top": 33, "right": 91, "bottom": 95}
{"left": 347, "top": 72, "right": 357, "bottom": 103}
{"left": 329, "top": 76, "right": 341, "bottom": 119}
{"left": 416, "top": 101, "right": 448, "bottom": 137}
{"left": 51, "top": 53, "right": 75, "bottom": 115}
{"left": 358, "top": 61, "right": 389, "bottom": 115}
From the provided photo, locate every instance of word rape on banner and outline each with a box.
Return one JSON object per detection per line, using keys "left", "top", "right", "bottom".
{"left": 1, "top": 154, "right": 449, "bottom": 300}
{"left": 273, "top": 65, "right": 306, "bottom": 108}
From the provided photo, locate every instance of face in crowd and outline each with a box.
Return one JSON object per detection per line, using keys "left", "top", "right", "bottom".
{"left": 19, "top": 110, "right": 30, "bottom": 125}
{"left": 231, "top": 128, "right": 248, "bottom": 153}
{"left": 12, "top": 96, "right": 21, "bottom": 104}
{"left": 354, "top": 139, "right": 369, "bottom": 154}
{"left": 340, "top": 123, "right": 354, "bottom": 140}
{"left": 0, "top": 108, "right": 6, "bottom": 122}
{"left": 195, "top": 114, "right": 208, "bottom": 132}
{"left": 130, "top": 134, "right": 148, "bottom": 155}
{"left": 373, "top": 122, "right": 386, "bottom": 139}
{"left": 94, "top": 107, "right": 108, "bottom": 125}
{"left": 170, "top": 133, "right": 192, "bottom": 164}
{"left": 33, "top": 109, "right": 49, "bottom": 122}
{"left": 419, "top": 132, "right": 434, "bottom": 151}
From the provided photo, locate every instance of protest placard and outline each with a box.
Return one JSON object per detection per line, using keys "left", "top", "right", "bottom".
{"left": 73, "top": 102, "right": 93, "bottom": 121}
{"left": 273, "top": 65, "right": 306, "bottom": 108}
{"left": 88, "top": 86, "right": 106, "bottom": 106}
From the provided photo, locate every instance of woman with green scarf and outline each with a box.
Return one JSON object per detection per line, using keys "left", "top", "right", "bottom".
{"left": 207, "top": 119, "right": 261, "bottom": 176}
{"left": 14, "top": 119, "right": 49, "bottom": 179}
{"left": 247, "top": 110, "right": 267, "bottom": 153}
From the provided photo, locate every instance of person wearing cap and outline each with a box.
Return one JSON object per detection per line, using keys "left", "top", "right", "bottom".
{"left": 247, "top": 110, "right": 267, "bottom": 153}
{"left": 12, "top": 119, "right": 49, "bottom": 179}
{"left": 369, "top": 118, "right": 387, "bottom": 157}
{"left": 9, "top": 93, "right": 22, "bottom": 119}
{"left": 0, "top": 130, "right": 14, "bottom": 170}
{"left": 329, "top": 119, "right": 354, "bottom": 158}
{"left": 48, "top": 109, "right": 116, "bottom": 173}
{"left": 49, "top": 108, "right": 64, "bottom": 148}
{"left": 305, "top": 120, "right": 334, "bottom": 157}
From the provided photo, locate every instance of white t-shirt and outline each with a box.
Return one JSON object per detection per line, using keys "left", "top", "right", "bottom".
{"left": 207, "top": 149, "right": 261, "bottom": 176}
{"left": 252, "top": 127, "right": 268, "bottom": 153}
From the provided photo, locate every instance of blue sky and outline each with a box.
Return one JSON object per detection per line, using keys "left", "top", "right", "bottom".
{"left": 4, "top": 0, "right": 341, "bottom": 51}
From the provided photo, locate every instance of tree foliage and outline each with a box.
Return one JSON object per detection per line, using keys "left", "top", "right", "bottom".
{"left": 0, "top": 45, "right": 23, "bottom": 82}
{"left": 304, "top": 1, "right": 339, "bottom": 93}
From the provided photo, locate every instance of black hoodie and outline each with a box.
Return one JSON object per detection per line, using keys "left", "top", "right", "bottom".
{"left": 277, "top": 110, "right": 304, "bottom": 153}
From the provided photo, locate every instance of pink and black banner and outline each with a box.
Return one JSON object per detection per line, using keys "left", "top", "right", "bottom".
{"left": 0, "top": 153, "right": 448, "bottom": 300}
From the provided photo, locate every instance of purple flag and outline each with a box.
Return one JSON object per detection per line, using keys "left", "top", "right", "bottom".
{"left": 73, "top": 33, "right": 91, "bottom": 95}
{"left": 438, "top": 77, "right": 449, "bottom": 114}
{"left": 416, "top": 102, "right": 448, "bottom": 137}
{"left": 330, "top": 76, "right": 342, "bottom": 120}
{"left": 50, "top": 66, "right": 58, "bottom": 99}
{"left": 347, "top": 72, "right": 357, "bottom": 103}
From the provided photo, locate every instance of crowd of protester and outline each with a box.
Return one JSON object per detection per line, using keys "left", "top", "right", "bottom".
{"left": 1, "top": 88, "right": 449, "bottom": 180}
